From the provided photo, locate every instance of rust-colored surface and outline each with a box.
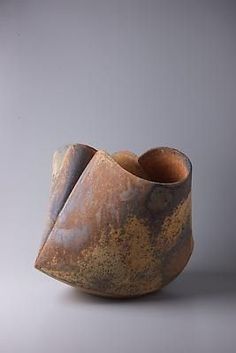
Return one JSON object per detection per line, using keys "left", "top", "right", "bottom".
{"left": 35, "top": 145, "right": 193, "bottom": 298}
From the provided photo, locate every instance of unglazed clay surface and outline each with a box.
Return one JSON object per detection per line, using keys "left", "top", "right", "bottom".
{"left": 35, "top": 144, "right": 193, "bottom": 298}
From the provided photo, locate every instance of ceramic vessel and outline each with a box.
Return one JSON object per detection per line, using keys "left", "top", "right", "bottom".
{"left": 35, "top": 144, "right": 193, "bottom": 298}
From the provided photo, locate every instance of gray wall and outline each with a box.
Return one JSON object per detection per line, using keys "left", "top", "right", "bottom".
{"left": 1, "top": 0, "right": 236, "bottom": 276}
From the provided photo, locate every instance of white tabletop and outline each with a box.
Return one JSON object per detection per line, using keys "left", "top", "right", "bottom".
{"left": 2, "top": 272, "right": 236, "bottom": 353}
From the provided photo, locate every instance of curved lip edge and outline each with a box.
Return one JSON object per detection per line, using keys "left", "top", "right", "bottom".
{"left": 96, "top": 147, "right": 192, "bottom": 187}
{"left": 64, "top": 142, "right": 97, "bottom": 153}
{"left": 139, "top": 146, "right": 192, "bottom": 186}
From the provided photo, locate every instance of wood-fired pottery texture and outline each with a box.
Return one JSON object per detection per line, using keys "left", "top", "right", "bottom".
{"left": 35, "top": 144, "right": 193, "bottom": 298}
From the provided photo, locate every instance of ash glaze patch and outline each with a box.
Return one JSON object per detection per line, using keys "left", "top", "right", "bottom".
{"left": 60, "top": 215, "right": 163, "bottom": 297}
{"left": 155, "top": 193, "right": 191, "bottom": 253}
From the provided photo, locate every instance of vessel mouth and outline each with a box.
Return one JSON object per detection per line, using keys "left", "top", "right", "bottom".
{"left": 138, "top": 147, "right": 190, "bottom": 183}
{"left": 112, "top": 151, "right": 152, "bottom": 181}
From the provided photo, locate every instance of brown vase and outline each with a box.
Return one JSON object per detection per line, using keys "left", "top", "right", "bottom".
{"left": 35, "top": 144, "right": 193, "bottom": 298}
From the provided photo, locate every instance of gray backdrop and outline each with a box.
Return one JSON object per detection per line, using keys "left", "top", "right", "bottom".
{"left": 1, "top": 1, "right": 236, "bottom": 353}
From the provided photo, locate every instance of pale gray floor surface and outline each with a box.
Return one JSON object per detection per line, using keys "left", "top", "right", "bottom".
{"left": 1, "top": 272, "right": 236, "bottom": 353}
